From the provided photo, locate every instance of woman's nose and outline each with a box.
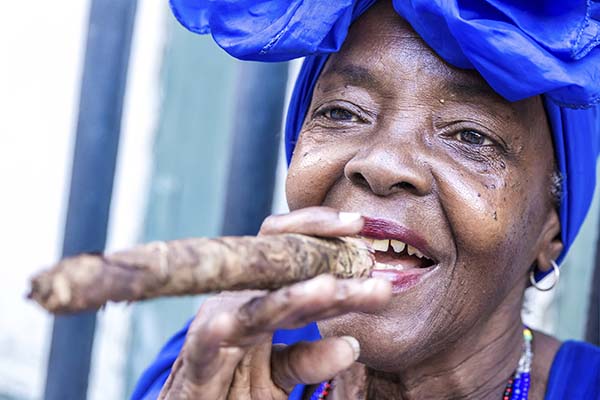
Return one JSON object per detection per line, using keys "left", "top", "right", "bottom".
{"left": 344, "top": 147, "right": 432, "bottom": 197}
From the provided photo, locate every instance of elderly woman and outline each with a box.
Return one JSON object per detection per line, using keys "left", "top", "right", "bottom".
{"left": 133, "top": 1, "right": 600, "bottom": 399}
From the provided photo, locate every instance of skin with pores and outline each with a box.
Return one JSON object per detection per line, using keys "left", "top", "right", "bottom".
{"left": 288, "top": 3, "right": 563, "bottom": 398}
{"left": 158, "top": 2, "right": 564, "bottom": 399}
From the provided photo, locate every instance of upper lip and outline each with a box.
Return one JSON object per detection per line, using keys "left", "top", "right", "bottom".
{"left": 359, "top": 216, "right": 437, "bottom": 262}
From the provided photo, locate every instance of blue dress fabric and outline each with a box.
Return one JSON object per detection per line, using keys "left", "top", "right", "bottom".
{"left": 545, "top": 341, "right": 600, "bottom": 399}
{"left": 131, "top": 1, "right": 600, "bottom": 398}
{"left": 131, "top": 322, "right": 600, "bottom": 400}
{"left": 129, "top": 319, "right": 320, "bottom": 400}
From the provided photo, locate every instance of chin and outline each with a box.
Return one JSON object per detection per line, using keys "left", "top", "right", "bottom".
{"left": 317, "top": 297, "right": 451, "bottom": 371}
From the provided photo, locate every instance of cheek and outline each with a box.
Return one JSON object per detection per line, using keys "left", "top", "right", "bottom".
{"left": 435, "top": 165, "right": 539, "bottom": 278}
{"left": 286, "top": 134, "right": 358, "bottom": 210}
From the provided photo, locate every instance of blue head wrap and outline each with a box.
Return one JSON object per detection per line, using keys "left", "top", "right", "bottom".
{"left": 171, "top": 0, "right": 600, "bottom": 272}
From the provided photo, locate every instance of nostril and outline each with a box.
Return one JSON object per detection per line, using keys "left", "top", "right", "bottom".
{"left": 391, "top": 181, "right": 416, "bottom": 191}
{"left": 349, "top": 172, "right": 370, "bottom": 189}
{"left": 348, "top": 171, "right": 418, "bottom": 195}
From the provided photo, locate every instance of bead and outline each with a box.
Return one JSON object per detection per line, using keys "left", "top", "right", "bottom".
{"left": 311, "top": 380, "right": 333, "bottom": 400}
{"left": 312, "top": 328, "right": 533, "bottom": 400}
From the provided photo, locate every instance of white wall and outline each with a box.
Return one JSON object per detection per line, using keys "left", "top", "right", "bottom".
{"left": 0, "top": 1, "right": 165, "bottom": 398}
{"left": 0, "top": 2, "right": 88, "bottom": 398}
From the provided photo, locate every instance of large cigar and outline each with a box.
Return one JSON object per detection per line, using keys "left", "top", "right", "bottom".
{"left": 28, "top": 234, "right": 374, "bottom": 314}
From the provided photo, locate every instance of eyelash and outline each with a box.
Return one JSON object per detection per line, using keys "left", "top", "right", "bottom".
{"left": 313, "top": 104, "right": 367, "bottom": 124}
{"left": 313, "top": 105, "right": 505, "bottom": 152}
{"left": 451, "top": 130, "right": 494, "bottom": 147}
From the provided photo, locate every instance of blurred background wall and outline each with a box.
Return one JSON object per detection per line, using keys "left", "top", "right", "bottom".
{"left": 0, "top": 1, "right": 596, "bottom": 399}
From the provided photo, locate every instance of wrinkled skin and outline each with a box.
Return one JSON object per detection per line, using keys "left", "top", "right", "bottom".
{"left": 286, "top": 1, "right": 563, "bottom": 398}
{"left": 159, "top": 2, "right": 563, "bottom": 399}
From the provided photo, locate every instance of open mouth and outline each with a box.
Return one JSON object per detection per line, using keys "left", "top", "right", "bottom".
{"left": 362, "top": 236, "right": 437, "bottom": 293}
{"left": 356, "top": 216, "right": 438, "bottom": 293}
{"left": 361, "top": 237, "right": 435, "bottom": 270}
{"left": 361, "top": 237, "right": 435, "bottom": 271}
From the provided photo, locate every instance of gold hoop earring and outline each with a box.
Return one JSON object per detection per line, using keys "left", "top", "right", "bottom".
{"left": 529, "top": 260, "right": 560, "bottom": 291}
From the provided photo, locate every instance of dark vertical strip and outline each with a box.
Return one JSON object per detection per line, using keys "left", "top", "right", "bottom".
{"left": 221, "top": 62, "right": 289, "bottom": 236}
{"left": 43, "top": 1, "right": 137, "bottom": 399}
{"left": 124, "top": 30, "right": 243, "bottom": 394}
{"left": 586, "top": 223, "right": 600, "bottom": 345}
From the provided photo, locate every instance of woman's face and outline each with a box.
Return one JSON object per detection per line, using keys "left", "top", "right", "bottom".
{"left": 286, "top": 2, "right": 560, "bottom": 371}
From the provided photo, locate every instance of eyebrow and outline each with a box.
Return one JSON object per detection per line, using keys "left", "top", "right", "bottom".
{"left": 319, "top": 64, "right": 385, "bottom": 91}
{"left": 443, "top": 79, "right": 498, "bottom": 100}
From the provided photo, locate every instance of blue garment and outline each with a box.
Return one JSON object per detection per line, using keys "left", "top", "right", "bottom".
{"left": 131, "top": 322, "right": 600, "bottom": 399}
{"left": 129, "top": 319, "right": 319, "bottom": 400}
{"left": 545, "top": 341, "right": 600, "bottom": 399}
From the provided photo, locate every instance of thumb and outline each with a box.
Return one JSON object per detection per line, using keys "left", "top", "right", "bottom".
{"left": 270, "top": 336, "right": 360, "bottom": 393}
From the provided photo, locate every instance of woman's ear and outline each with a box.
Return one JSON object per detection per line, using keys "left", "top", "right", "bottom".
{"left": 535, "top": 208, "right": 563, "bottom": 272}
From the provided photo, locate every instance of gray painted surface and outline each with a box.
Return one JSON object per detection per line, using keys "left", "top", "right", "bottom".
{"left": 44, "top": 1, "right": 137, "bottom": 399}
{"left": 221, "top": 62, "right": 288, "bottom": 236}
{"left": 555, "top": 161, "right": 600, "bottom": 340}
{"left": 124, "top": 20, "right": 240, "bottom": 395}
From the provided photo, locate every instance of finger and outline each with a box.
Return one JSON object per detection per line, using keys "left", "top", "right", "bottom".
{"left": 228, "top": 341, "right": 288, "bottom": 400}
{"left": 196, "top": 291, "right": 268, "bottom": 320}
{"left": 271, "top": 336, "right": 360, "bottom": 393}
{"left": 183, "top": 313, "right": 246, "bottom": 385}
{"left": 259, "top": 207, "right": 363, "bottom": 237}
{"left": 160, "top": 313, "right": 244, "bottom": 400}
{"left": 226, "top": 274, "right": 391, "bottom": 344}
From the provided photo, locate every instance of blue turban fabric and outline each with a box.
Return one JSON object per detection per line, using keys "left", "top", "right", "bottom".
{"left": 170, "top": 0, "right": 600, "bottom": 268}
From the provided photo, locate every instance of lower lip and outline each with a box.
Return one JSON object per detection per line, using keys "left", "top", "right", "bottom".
{"left": 370, "top": 267, "right": 433, "bottom": 294}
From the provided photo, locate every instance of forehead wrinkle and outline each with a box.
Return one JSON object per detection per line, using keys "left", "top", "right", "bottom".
{"left": 338, "top": 0, "right": 501, "bottom": 101}
{"left": 318, "top": 12, "right": 518, "bottom": 118}
{"left": 319, "top": 63, "right": 385, "bottom": 93}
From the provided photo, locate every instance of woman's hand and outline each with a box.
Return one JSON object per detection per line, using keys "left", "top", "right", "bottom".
{"left": 158, "top": 207, "right": 391, "bottom": 400}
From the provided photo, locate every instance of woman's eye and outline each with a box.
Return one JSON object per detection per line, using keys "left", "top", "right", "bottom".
{"left": 323, "top": 107, "right": 359, "bottom": 122}
{"left": 455, "top": 130, "right": 493, "bottom": 146}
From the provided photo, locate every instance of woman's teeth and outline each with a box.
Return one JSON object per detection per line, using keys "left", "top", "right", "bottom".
{"left": 363, "top": 238, "right": 427, "bottom": 259}
{"left": 375, "top": 261, "right": 407, "bottom": 271}
{"left": 372, "top": 239, "right": 389, "bottom": 252}
{"left": 390, "top": 240, "right": 405, "bottom": 253}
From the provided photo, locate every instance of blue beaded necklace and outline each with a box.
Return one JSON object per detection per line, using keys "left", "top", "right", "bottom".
{"left": 311, "top": 328, "right": 533, "bottom": 400}
{"left": 503, "top": 328, "right": 533, "bottom": 400}
{"left": 309, "top": 380, "right": 332, "bottom": 400}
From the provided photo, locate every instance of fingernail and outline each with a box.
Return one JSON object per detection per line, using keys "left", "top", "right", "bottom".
{"left": 339, "top": 212, "right": 361, "bottom": 223}
{"left": 340, "top": 336, "right": 360, "bottom": 360}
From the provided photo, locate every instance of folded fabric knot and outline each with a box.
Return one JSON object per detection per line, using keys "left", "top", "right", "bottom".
{"left": 170, "top": 0, "right": 358, "bottom": 59}
{"left": 172, "top": 0, "right": 600, "bottom": 108}
{"left": 170, "top": 0, "right": 600, "bottom": 267}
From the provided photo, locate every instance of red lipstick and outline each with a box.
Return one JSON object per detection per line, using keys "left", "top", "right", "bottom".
{"left": 370, "top": 268, "right": 432, "bottom": 294}
{"left": 360, "top": 216, "right": 437, "bottom": 294}
{"left": 360, "top": 216, "right": 434, "bottom": 260}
